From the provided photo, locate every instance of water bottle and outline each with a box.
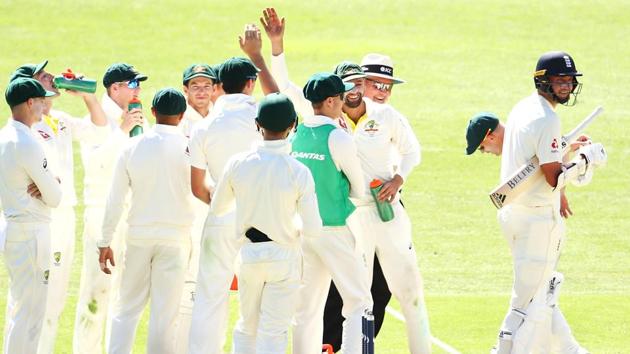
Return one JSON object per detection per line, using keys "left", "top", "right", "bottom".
{"left": 53, "top": 69, "right": 97, "bottom": 93}
{"left": 369, "top": 179, "right": 395, "bottom": 222}
{"left": 128, "top": 98, "right": 143, "bottom": 137}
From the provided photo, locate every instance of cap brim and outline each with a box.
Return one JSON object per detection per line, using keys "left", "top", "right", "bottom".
{"left": 365, "top": 72, "right": 405, "bottom": 84}
{"left": 34, "top": 60, "right": 49, "bottom": 76}
{"left": 343, "top": 82, "right": 355, "bottom": 92}
{"left": 184, "top": 73, "right": 217, "bottom": 83}
{"left": 465, "top": 144, "right": 478, "bottom": 155}
{"left": 134, "top": 74, "right": 148, "bottom": 82}
{"left": 44, "top": 90, "right": 56, "bottom": 98}
{"left": 341, "top": 73, "right": 367, "bottom": 82}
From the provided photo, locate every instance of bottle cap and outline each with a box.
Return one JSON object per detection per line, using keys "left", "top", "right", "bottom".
{"left": 129, "top": 97, "right": 142, "bottom": 104}
{"left": 369, "top": 179, "right": 383, "bottom": 188}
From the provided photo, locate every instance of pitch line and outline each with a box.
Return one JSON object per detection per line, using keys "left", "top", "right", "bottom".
{"left": 385, "top": 306, "right": 461, "bottom": 354}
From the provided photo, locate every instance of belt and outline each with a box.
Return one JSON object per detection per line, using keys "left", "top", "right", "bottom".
{"left": 245, "top": 227, "right": 272, "bottom": 243}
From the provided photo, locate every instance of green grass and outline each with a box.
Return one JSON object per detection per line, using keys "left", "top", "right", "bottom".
{"left": 1, "top": 0, "right": 629, "bottom": 353}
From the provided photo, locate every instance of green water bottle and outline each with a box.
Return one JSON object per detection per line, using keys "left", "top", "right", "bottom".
{"left": 370, "top": 179, "right": 395, "bottom": 222}
{"left": 128, "top": 98, "right": 143, "bottom": 137}
{"left": 53, "top": 69, "right": 97, "bottom": 93}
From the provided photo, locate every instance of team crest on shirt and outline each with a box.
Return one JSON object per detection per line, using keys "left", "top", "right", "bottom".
{"left": 37, "top": 130, "right": 52, "bottom": 140}
{"left": 551, "top": 138, "right": 559, "bottom": 152}
{"left": 54, "top": 251, "right": 62, "bottom": 266}
{"left": 43, "top": 269, "right": 50, "bottom": 284}
{"left": 43, "top": 158, "right": 48, "bottom": 169}
{"left": 58, "top": 121, "right": 67, "bottom": 132}
{"left": 185, "top": 146, "right": 190, "bottom": 156}
{"left": 363, "top": 120, "right": 379, "bottom": 136}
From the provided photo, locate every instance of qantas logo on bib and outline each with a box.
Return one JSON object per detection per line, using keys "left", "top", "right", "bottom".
{"left": 291, "top": 151, "right": 325, "bottom": 161}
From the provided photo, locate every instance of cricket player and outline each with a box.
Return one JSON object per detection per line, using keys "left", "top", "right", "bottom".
{"left": 98, "top": 88, "right": 194, "bottom": 354}
{"left": 173, "top": 63, "right": 218, "bottom": 354}
{"left": 211, "top": 93, "right": 322, "bottom": 354}
{"left": 491, "top": 51, "right": 605, "bottom": 354}
{"left": 9, "top": 60, "right": 109, "bottom": 354}
{"left": 1, "top": 78, "right": 60, "bottom": 354}
{"left": 74, "top": 62, "right": 148, "bottom": 353}
{"left": 188, "top": 24, "right": 279, "bottom": 354}
{"left": 465, "top": 112, "right": 592, "bottom": 353}
{"left": 291, "top": 72, "right": 372, "bottom": 354}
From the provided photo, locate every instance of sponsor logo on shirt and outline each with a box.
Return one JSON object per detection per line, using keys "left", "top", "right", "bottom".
{"left": 43, "top": 158, "right": 48, "bottom": 169}
{"left": 58, "top": 121, "right": 67, "bottom": 131}
{"left": 37, "top": 130, "right": 52, "bottom": 140}
{"left": 185, "top": 146, "right": 190, "bottom": 156}
{"left": 291, "top": 151, "right": 325, "bottom": 161}
{"left": 551, "top": 138, "right": 559, "bottom": 152}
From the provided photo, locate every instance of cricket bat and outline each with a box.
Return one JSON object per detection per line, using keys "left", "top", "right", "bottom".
{"left": 489, "top": 106, "right": 604, "bottom": 209}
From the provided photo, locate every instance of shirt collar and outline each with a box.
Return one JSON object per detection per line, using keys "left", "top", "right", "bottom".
{"left": 303, "top": 114, "right": 339, "bottom": 126}
{"left": 9, "top": 118, "right": 32, "bottom": 133}
{"left": 257, "top": 139, "right": 291, "bottom": 154}
{"left": 101, "top": 93, "right": 124, "bottom": 121}
{"left": 153, "top": 124, "right": 183, "bottom": 135}
{"left": 535, "top": 92, "right": 557, "bottom": 112}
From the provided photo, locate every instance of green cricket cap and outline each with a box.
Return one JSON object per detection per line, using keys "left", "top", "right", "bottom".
{"left": 10, "top": 60, "right": 49, "bottom": 81}
{"left": 303, "top": 72, "right": 354, "bottom": 103}
{"left": 102, "top": 63, "right": 148, "bottom": 88}
{"left": 256, "top": 93, "right": 297, "bottom": 132}
{"left": 211, "top": 63, "right": 223, "bottom": 83}
{"left": 218, "top": 57, "right": 260, "bottom": 87}
{"left": 5, "top": 77, "right": 56, "bottom": 108}
{"left": 152, "top": 88, "right": 187, "bottom": 116}
{"left": 333, "top": 61, "right": 366, "bottom": 82}
{"left": 182, "top": 64, "right": 217, "bottom": 85}
{"left": 466, "top": 112, "right": 499, "bottom": 155}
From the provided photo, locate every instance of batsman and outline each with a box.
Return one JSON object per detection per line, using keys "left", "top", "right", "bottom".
{"left": 467, "top": 51, "right": 606, "bottom": 354}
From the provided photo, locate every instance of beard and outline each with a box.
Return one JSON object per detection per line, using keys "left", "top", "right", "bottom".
{"left": 344, "top": 93, "right": 363, "bottom": 108}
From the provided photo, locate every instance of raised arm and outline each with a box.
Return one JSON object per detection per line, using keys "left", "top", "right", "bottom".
{"left": 240, "top": 24, "right": 279, "bottom": 95}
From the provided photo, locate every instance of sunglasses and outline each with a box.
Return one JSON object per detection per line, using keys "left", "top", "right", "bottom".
{"left": 119, "top": 79, "right": 140, "bottom": 89}
{"left": 367, "top": 79, "right": 392, "bottom": 92}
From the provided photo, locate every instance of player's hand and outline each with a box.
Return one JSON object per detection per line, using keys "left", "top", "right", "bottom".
{"left": 98, "top": 246, "right": 115, "bottom": 275}
{"left": 63, "top": 88, "right": 94, "bottom": 99}
{"left": 239, "top": 24, "right": 263, "bottom": 59}
{"left": 120, "top": 108, "right": 144, "bottom": 134}
{"left": 27, "top": 183, "right": 42, "bottom": 199}
{"left": 560, "top": 190, "right": 572, "bottom": 218}
{"left": 570, "top": 134, "right": 591, "bottom": 152}
{"left": 260, "top": 8, "right": 285, "bottom": 43}
{"left": 377, "top": 175, "right": 403, "bottom": 203}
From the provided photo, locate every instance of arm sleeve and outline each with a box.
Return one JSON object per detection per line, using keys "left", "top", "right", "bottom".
{"left": 270, "top": 53, "right": 314, "bottom": 118}
{"left": 537, "top": 117, "right": 563, "bottom": 165}
{"left": 209, "top": 158, "right": 236, "bottom": 216}
{"left": 328, "top": 129, "right": 368, "bottom": 199}
{"left": 99, "top": 149, "right": 131, "bottom": 248}
{"left": 19, "top": 142, "right": 62, "bottom": 208}
{"left": 389, "top": 107, "right": 421, "bottom": 181}
{"left": 296, "top": 166, "right": 322, "bottom": 238}
{"left": 188, "top": 127, "right": 207, "bottom": 170}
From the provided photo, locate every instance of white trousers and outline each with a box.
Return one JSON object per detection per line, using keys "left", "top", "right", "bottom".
{"left": 73, "top": 206, "right": 126, "bottom": 354}
{"left": 38, "top": 206, "right": 75, "bottom": 354}
{"left": 188, "top": 222, "right": 241, "bottom": 354}
{"left": 107, "top": 238, "right": 189, "bottom": 354}
{"left": 292, "top": 226, "right": 372, "bottom": 354}
{"left": 497, "top": 204, "right": 575, "bottom": 353}
{"left": 174, "top": 205, "right": 206, "bottom": 354}
{"left": 348, "top": 203, "right": 432, "bottom": 354}
{"left": 232, "top": 242, "right": 301, "bottom": 354}
{"left": 2, "top": 222, "right": 50, "bottom": 354}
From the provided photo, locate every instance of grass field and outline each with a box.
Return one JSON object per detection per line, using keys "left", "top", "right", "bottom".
{"left": 1, "top": 1, "right": 629, "bottom": 353}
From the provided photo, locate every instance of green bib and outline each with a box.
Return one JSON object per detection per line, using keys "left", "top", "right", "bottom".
{"left": 291, "top": 123, "right": 355, "bottom": 226}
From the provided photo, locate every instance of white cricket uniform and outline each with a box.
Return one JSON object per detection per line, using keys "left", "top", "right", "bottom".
{"left": 497, "top": 92, "right": 581, "bottom": 353}
{"left": 0, "top": 119, "right": 62, "bottom": 354}
{"left": 33, "top": 109, "right": 107, "bottom": 354}
{"left": 174, "top": 104, "right": 213, "bottom": 354}
{"left": 74, "top": 93, "right": 148, "bottom": 353}
{"left": 291, "top": 115, "right": 372, "bottom": 354}
{"left": 100, "top": 124, "right": 195, "bottom": 354}
{"left": 211, "top": 140, "right": 322, "bottom": 354}
{"left": 188, "top": 93, "right": 262, "bottom": 354}
{"left": 341, "top": 98, "right": 431, "bottom": 354}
